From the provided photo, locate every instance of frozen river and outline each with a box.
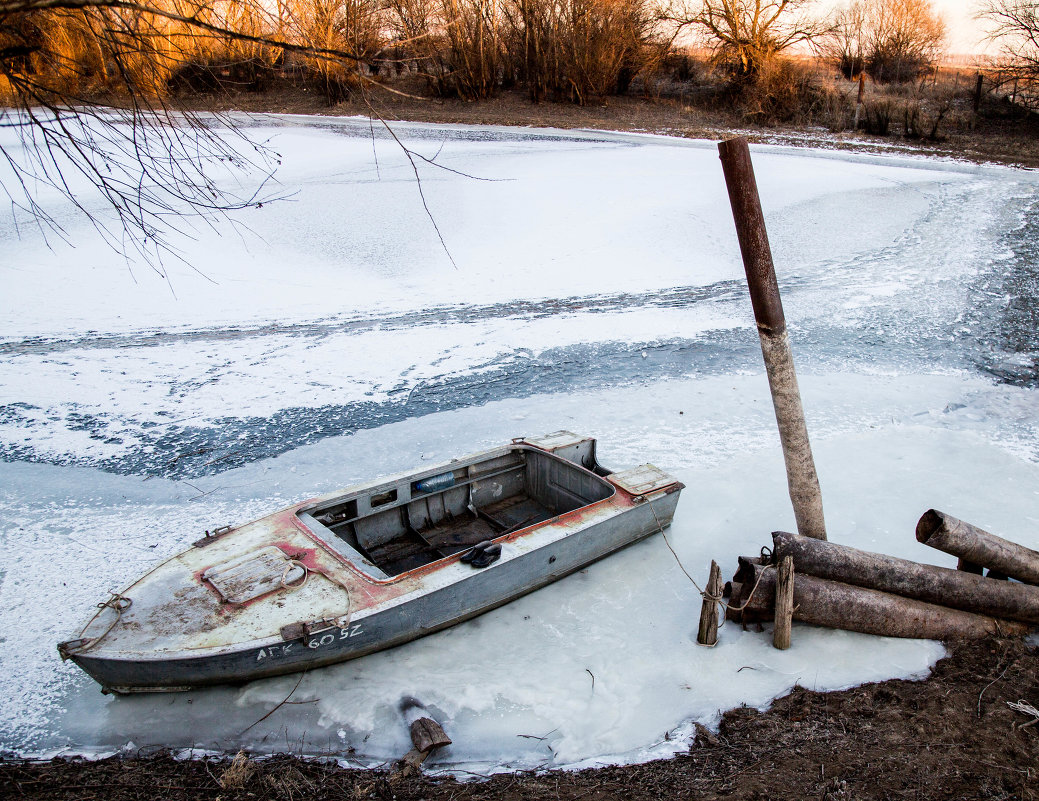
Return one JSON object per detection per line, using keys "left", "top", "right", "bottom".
{"left": 1, "top": 117, "right": 1038, "bottom": 770}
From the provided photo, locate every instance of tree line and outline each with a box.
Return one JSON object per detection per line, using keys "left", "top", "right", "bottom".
{"left": 4, "top": 0, "right": 1032, "bottom": 107}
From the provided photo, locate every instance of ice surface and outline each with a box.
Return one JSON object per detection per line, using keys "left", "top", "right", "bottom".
{"left": 1, "top": 117, "right": 1038, "bottom": 771}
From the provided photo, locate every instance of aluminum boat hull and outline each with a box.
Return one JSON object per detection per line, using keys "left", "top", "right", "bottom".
{"left": 61, "top": 432, "right": 683, "bottom": 694}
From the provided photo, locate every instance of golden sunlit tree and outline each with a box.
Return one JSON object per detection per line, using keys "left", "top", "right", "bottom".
{"left": 665, "top": 0, "right": 829, "bottom": 80}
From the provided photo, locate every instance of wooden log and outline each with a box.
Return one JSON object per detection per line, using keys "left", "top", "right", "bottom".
{"left": 772, "top": 530, "right": 1039, "bottom": 625}
{"left": 916, "top": 510, "right": 1039, "bottom": 586}
{"left": 718, "top": 137, "right": 826, "bottom": 541}
{"left": 958, "top": 558, "right": 984, "bottom": 575}
{"left": 399, "top": 696, "right": 451, "bottom": 753}
{"left": 725, "top": 560, "right": 774, "bottom": 625}
{"left": 732, "top": 560, "right": 1031, "bottom": 639}
{"left": 410, "top": 717, "right": 451, "bottom": 752}
{"left": 773, "top": 556, "right": 794, "bottom": 650}
{"left": 697, "top": 560, "right": 723, "bottom": 646}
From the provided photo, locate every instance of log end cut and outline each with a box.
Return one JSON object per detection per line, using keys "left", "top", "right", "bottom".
{"left": 915, "top": 509, "right": 943, "bottom": 544}
{"left": 410, "top": 717, "right": 452, "bottom": 753}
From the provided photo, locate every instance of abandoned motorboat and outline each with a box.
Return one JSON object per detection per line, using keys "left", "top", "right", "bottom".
{"left": 59, "top": 432, "right": 684, "bottom": 694}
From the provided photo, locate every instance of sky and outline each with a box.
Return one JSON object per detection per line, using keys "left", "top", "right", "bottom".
{"left": 818, "top": 0, "right": 993, "bottom": 56}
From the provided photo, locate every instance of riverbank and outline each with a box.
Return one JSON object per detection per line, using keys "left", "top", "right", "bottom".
{"left": 4, "top": 638, "right": 1038, "bottom": 800}
{"left": 198, "top": 84, "right": 1039, "bottom": 170}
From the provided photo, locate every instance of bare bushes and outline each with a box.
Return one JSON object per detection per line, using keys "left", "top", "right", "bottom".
{"left": 383, "top": 0, "right": 668, "bottom": 102}
{"left": 2, "top": 6, "right": 192, "bottom": 103}
{"left": 734, "top": 58, "right": 832, "bottom": 124}
{"left": 516, "top": 0, "right": 665, "bottom": 103}
{"left": 292, "top": 0, "right": 384, "bottom": 102}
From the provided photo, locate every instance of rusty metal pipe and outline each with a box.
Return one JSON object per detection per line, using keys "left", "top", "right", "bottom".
{"left": 718, "top": 137, "right": 826, "bottom": 541}
{"left": 732, "top": 559, "right": 1031, "bottom": 639}
{"left": 917, "top": 510, "right": 1039, "bottom": 586}
{"left": 772, "top": 530, "right": 1039, "bottom": 625}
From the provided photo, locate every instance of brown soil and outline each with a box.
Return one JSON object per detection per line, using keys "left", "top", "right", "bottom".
{"left": 5, "top": 637, "right": 1039, "bottom": 800}
{"left": 195, "top": 82, "right": 1039, "bottom": 170}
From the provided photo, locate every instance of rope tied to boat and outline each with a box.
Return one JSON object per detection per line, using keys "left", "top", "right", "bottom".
{"left": 59, "top": 592, "right": 133, "bottom": 658}
{"left": 280, "top": 560, "right": 309, "bottom": 592}
{"left": 649, "top": 498, "right": 774, "bottom": 632}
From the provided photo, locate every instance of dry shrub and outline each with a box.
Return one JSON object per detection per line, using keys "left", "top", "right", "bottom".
{"left": 218, "top": 750, "right": 255, "bottom": 790}
{"left": 4, "top": 6, "right": 194, "bottom": 102}
{"left": 437, "top": 0, "right": 507, "bottom": 99}
{"left": 516, "top": 0, "right": 664, "bottom": 104}
{"left": 384, "top": 0, "right": 507, "bottom": 99}
{"left": 862, "top": 97, "right": 894, "bottom": 133}
{"left": 735, "top": 58, "right": 829, "bottom": 125}
{"left": 291, "top": 0, "right": 385, "bottom": 103}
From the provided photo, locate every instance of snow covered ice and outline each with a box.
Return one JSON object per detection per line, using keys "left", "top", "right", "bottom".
{"left": 1, "top": 117, "right": 1038, "bottom": 770}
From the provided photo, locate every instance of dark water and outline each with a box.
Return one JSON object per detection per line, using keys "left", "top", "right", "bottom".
{"left": 3, "top": 174, "right": 1038, "bottom": 481}
{"left": 966, "top": 198, "right": 1039, "bottom": 387}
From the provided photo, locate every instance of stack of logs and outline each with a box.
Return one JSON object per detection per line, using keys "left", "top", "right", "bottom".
{"left": 698, "top": 509, "right": 1039, "bottom": 648}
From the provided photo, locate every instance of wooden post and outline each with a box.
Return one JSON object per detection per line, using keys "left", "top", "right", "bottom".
{"left": 718, "top": 137, "right": 827, "bottom": 541}
{"left": 973, "top": 72, "right": 984, "bottom": 114}
{"left": 853, "top": 72, "right": 865, "bottom": 130}
{"left": 773, "top": 556, "right": 794, "bottom": 649}
{"left": 697, "top": 560, "right": 723, "bottom": 646}
{"left": 772, "top": 529, "right": 1039, "bottom": 624}
{"left": 917, "top": 509, "right": 1039, "bottom": 586}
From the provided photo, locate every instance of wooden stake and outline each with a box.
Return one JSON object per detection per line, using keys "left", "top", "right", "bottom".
{"left": 853, "top": 72, "right": 865, "bottom": 130}
{"left": 773, "top": 556, "right": 794, "bottom": 649}
{"left": 697, "top": 560, "right": 723, "bottom": 646}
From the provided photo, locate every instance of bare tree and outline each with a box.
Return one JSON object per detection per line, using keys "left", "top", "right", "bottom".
{"left": 822, "top": 0, "right": 944, "bottom": 83}
{"left": 864, "top": 0, "right": 944, "bottom": 82}
{"left": 664, "top": 0, "right": 829, "bottom": 80}
{"left": 820, "top": 0, "right": 867, "bottom": 76}
{"left": 980, "top": 0, "right": 1039, "bottom": 108}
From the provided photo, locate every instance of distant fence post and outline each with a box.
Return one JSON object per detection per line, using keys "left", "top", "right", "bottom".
{"left": 717, "top": 137, "right": 827, "bottom": 541}
{"left": 853, "top": 72, "right": 865, "bottom": 131}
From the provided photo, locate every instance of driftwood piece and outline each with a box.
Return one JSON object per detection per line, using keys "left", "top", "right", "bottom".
{"left": 732, "top": 559, "right": 1030, "bottom": 639}
{"left": 917, "top": 510, "right": 1039, "bottom": 586}
{"left": 697, "top": 561, "right": 723, "bottom": 646}
{"left": 410, "top": 717, "right": 451, "bottom": 752}
{"left": 394, "top": 697, "right": 451, "bottom": 777}
{"left": 772, "top": 530, "right": 1039, "bottom": 625}
{"left": 773, "top": 556, "right": 794, "bottom": 650}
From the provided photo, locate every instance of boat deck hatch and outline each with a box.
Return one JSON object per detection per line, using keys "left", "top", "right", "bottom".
{"left": 202, "top": 547, "right": 304, "bottom": 604}
{"left": 609, "top": 464, "right": 678, "bottom": 497}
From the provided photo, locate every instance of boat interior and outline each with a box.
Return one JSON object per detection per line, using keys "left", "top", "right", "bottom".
{"left": 299, "top": 448, "right": 615, "bottom": 578}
